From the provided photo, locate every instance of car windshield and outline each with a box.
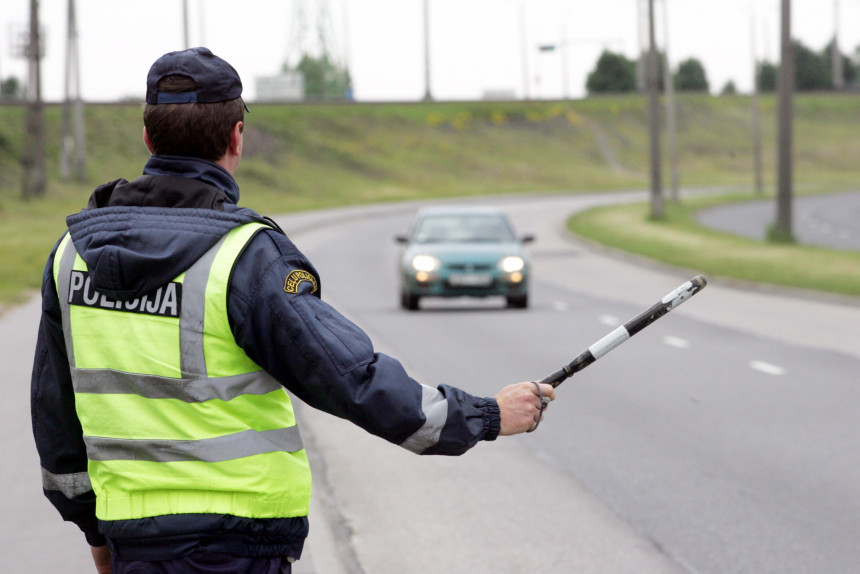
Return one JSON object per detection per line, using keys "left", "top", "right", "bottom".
{"left": 412, "top": 213, "right": 516, "bottom": 244}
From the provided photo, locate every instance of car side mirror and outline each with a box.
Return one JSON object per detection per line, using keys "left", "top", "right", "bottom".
{"left": 395, "top": 235, "right": 409, "bottom": 244}
{"left": 520, "top": 234, "right": 535, "bottom": 244}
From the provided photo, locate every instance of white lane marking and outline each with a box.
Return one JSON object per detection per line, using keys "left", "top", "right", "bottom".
{"left": 663, "top": 335, "right": 690, "bottom": 349}
{"left": 552, "top": 301, "right": 569, "bottom": 311}
{"left": 750, "top": 360, "right": 786, "bottom": 376}
{"left": 599, "top": 314, "right": 619, "bottom": 326}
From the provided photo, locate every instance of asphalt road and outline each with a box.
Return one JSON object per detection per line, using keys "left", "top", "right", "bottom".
{"left": 286, "top": 194, "right": 860, "bottom": 574}
{"left": 4, "top": 192, "right": 859, "bottom": 574}
{"left": 696, "top": 191, "right": 860, "bottom": 251}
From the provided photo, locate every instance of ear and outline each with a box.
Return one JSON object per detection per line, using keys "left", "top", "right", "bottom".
{"left": 229, "top": 121, "right": 244, "bottom": 157}
{"left": 143, "top": 127, "right": 155, "bottom": 154}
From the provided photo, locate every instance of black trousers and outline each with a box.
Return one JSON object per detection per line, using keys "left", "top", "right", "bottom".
{"left": 111, "top": 552, "right": 293, "bottom": 574}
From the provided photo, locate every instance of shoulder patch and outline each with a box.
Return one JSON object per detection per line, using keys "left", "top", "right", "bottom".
{"left": 284, "top": 269, "right": 318, "bottom": 294}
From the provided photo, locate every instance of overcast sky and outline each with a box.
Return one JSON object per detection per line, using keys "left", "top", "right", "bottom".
{"left": 0, "top": 0, "right": 857, "bottom": 103}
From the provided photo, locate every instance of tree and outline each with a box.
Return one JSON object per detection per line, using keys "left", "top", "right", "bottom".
{"left": 720, "top": 80, "right": 737, "bottom": 95}
{"left": 0, "top": 77, "right": 23, "bottom": 100}
{"left": 757, "top": 40, "right": 856, "bottom": 93}
{"left": 674, "top": 58, "right": 709, "bottom": 91}
{"left": 758, "top": 62, "right": 778, "bottom": 92}
{"left": 794, "top": 40, "right": 829, "bottom": 90}
{"left": 585, "top": 50, "right": 636, "bottom": 94}
{"left": 285, "top": 54, "right": 352, "bottom": 101}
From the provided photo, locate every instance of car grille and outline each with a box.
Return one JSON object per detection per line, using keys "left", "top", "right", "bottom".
{"left": 445, "top": 263, "right": 493, "bottom": 271}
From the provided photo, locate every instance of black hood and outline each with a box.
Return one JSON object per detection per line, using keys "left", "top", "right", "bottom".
{"left": 65, "top": 156, "right": 267, "bottom": 301}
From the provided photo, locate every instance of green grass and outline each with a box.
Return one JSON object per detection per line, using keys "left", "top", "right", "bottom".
{"left": 2, "top": 93, "right": 860, "bottom": 308}
{"left": 567, "top": 193, "right": 860, "bottom": 297}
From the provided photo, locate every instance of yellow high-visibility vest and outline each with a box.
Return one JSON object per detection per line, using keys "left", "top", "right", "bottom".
{"left": 54, "top": 222, "right": 311, "bottom": 522}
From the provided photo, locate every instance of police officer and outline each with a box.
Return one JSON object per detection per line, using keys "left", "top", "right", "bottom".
{"left": 31, "top": 47, "right": 556, "bottom": 574}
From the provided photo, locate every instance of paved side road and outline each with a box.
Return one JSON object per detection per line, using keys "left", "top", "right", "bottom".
{"left": 696, "top": 191, "right": 860, "bottom": 251}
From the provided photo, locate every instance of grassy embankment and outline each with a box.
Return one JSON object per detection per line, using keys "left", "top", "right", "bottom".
{"left": 569, "top": 194, "right": 860, "bottom": 297}
{"left": 1, "top": 94, "right": 859, "bottom": 307}
{"left": 567, "top": 93, "right": 860, "bottom": 298}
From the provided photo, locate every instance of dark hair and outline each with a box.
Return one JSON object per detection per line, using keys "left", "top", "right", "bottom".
{"left": 143, "top": 75, "right": 245, "bottom": 161}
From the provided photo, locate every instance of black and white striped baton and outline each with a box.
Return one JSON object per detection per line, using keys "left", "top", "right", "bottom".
{"left": 539, "top": 275, "right": 708, "bottom": 388}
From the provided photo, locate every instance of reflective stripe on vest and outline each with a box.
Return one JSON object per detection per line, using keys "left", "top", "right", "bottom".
{"left": 54, "top": 223, "right": 311, "bottom": 521}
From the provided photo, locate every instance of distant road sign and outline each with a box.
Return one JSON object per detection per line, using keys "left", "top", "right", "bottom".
{"left": 255, "top": 72, "right": 304, "bottom": 102}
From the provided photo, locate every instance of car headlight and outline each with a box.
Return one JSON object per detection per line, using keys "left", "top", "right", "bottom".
{"left": 500, "top": 256, "right": 525, "bottom": 273}
{"left": 411, "top": 255, "right": 441, "bottom": 272}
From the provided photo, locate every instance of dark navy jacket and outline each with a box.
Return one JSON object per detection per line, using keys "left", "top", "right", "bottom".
{"left": 31, "top": 156, "right": 501, "bottom": 560}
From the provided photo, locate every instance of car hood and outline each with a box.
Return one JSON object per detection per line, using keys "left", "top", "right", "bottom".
{"left": 404, "top": 242, "right": 528, "bottom": 264}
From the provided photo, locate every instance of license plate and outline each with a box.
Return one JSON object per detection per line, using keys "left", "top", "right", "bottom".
{"left": 448, "top": 273, "right": 492, "bottom": 287}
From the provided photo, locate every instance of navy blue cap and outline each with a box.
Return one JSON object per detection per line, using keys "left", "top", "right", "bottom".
{"left": 146, "top": 47, "right": 249, "bottom": 111}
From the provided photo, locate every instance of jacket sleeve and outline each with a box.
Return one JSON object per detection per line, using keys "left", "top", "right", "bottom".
{"left": 30, "top": 243, "right": 105, "bottom": 546}
{"left": 228, "top": 229, "right": 501, "bottom": 455}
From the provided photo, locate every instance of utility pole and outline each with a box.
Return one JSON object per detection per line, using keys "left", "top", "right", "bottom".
{"left": 832, "top": 0, "right": 844, "bottom": 90}
{"left": 182, "top": 0, "right": 190, "bottom": 48}
{"left": 636, "top": 0, "right": 647, "bottom": 93}
{"left": 774, "top": 0, "right": 794, "bottom": 241}
{"left": 198, "top": 0, "right": 207, "bottom": 46}
{"left": 662, "top": 0, "right": 679, "bottom": 202}
{"left": 560, "top": 25, "right": 570, "bottom": 99}
{"left": 750, "top": 8, "right": 764, "bottom": 195}
{"left": 647, "top": 0, "right": 663, "bottom": 219}
{"left": 0, "top": 24, "right": 3, "bottom": 99}
{"left": 61, "top": 0, "right": 87, "bottom": 182}
{"left": 22, "top": 0, "right": 46, "bottom": 199}
{"left": 422, "top": 0, "right": 432, "bottom": 101}
{"left": 519, "top": 3, "right": 530, "bottom": 100}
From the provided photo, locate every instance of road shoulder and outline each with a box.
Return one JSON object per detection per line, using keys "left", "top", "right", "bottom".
{"left": 296, "top": 399, "right": 689, "bottom": 574}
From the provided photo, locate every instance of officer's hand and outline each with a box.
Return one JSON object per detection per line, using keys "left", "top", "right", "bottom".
{"left": 495, "top": 382, "right": 556, "bottom": 436}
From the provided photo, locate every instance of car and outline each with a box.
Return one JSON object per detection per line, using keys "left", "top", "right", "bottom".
{"left": 395, "top": 206, "right": 534, "bottom": 310}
